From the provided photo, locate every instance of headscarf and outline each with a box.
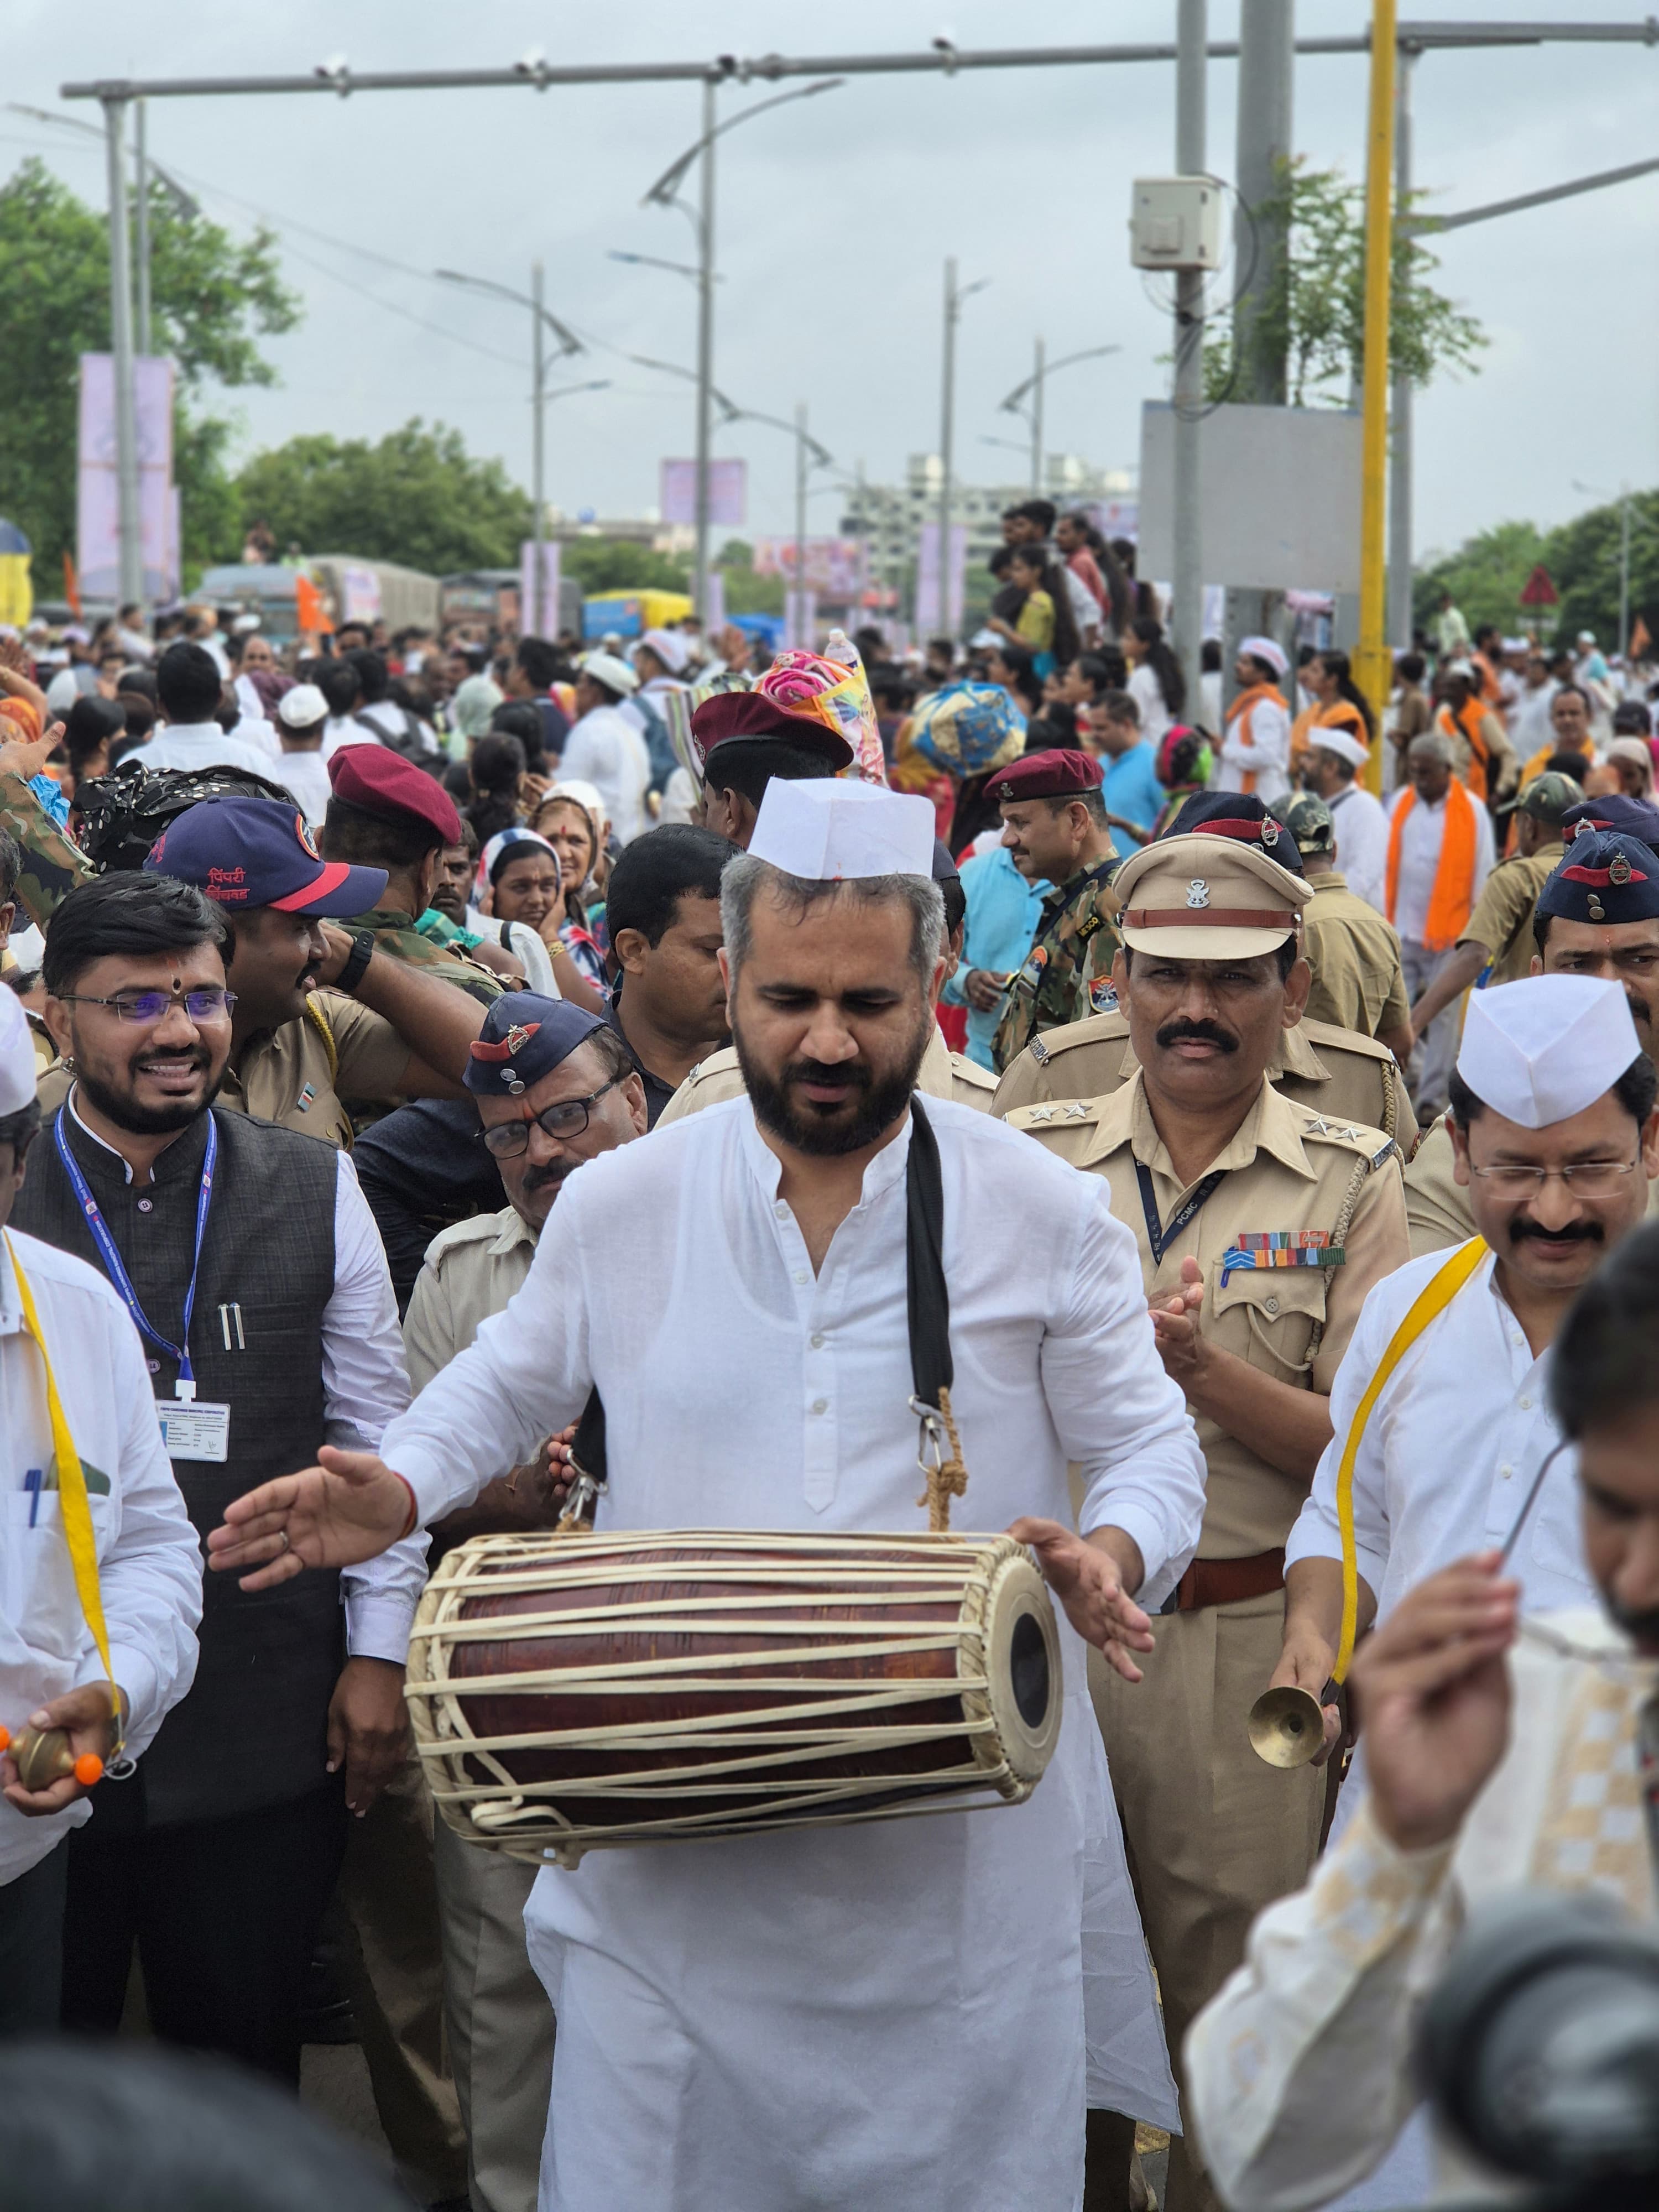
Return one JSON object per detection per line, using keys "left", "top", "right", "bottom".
{"left": 476, "top": 825, "right": 561, "bottom": 902}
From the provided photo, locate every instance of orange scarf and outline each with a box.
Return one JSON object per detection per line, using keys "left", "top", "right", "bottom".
{"left": 1436, "top": 698, "right": 1493, "bottom": 802}
{"left": 1224, "top": 682, "right": 1286, "bottom": 796}
{"left": 1386, "top": 779, "right": 1478, "bottom": 951}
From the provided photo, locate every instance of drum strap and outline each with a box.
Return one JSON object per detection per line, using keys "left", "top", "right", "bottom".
{"left": 558, "top": 1095, "right": 967, "bottom": 1533}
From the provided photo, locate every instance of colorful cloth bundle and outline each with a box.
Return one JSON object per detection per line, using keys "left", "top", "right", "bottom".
{"left": 906, "top": 682, "right": 1027, "bottom": 779}
{"left": 757, "top": 631, "right": 886, "bottom": 786}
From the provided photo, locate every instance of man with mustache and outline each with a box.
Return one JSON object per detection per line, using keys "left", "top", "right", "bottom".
{"left": 1405, "top": 829, "right": 1659, "bottom": 1253}
{"left": 14, "top": 867, "right": 428, "bottom": 2084}
{"left": 1188, "top": 1209, "right": 1659, "bottom": 2210}
{"left": 1271, "top": 974, "right": 1657, "bottom": 1759}
{"left": 401, "top": 995, "right": 647, "bottom": 2212}
{"left": 1006, "top": 832, "right": 1411, "bottom": 2212}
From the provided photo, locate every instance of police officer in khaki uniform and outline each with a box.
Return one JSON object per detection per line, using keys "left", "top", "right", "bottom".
{"left": 993, "top": 791, "right": 1419, "bottom": 1152}
{"left": 1402, "top": 768, "right": 1581, "bottom": 1049}
{"left": 985, "top": 748, "right": 1121, "bottom": 1072}
{"left": 1282, "top": 794, "right": 1413, "bottom": 1061}
{"left": 1405, "top": 826, "right": 1659, "bottom": 1253}
{"left": 1005, "top": 832, "right": 1411, "bottom": 2212}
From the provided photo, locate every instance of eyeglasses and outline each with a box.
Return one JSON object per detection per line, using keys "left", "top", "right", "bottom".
{"left": 477, "top": 1078, "right": 620, "bottom": 1159}
{"left": 60, "top": 989, "right": 237, "bottom": 1025}
{"left": 1467, "top": 1157, "right": 1641, "bottom": 1198}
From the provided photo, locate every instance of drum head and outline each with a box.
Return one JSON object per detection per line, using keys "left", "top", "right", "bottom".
{"left": 980, "top": 1551, "right": 1063, "bottom": 1787}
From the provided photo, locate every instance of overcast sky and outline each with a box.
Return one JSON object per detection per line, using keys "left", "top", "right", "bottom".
{"left": 8, "top": 2, "right": 1657, "bottom": 566}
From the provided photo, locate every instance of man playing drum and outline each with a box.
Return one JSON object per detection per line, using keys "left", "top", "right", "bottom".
{"left": 207, "top": 779, "right": 1208, "bottom": 2212}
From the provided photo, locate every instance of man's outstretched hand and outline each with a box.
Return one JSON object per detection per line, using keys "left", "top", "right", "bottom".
{"left": 1008, "top": 1518, "right": 1155, "bottom": 1682}
{"left": 206, "top": 1446, "right": 417, "bottom": 1590}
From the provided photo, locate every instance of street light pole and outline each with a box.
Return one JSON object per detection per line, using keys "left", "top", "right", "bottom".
{"left": 1030, "top": 336, "right": 1045, "bottom": 493}
{"left": 794, "top": 403, "right": 810, "bottom": 646}
{"left": 103, "top": 95, "right": 142, "bottom": 608}
{"left": 935, "top": 261, "right": 989, "bottom": 639}
{"left": 134, "top": 97, "right": 152, "bottom": 357}
{"left": 1171, "top": 0, "right": 1207, "bottom": 718}
{"left": 531, "top": 258, "right": 547, "bottom": 630}
{"left": 694, "top": 76, "right": 717, "bottom": 630}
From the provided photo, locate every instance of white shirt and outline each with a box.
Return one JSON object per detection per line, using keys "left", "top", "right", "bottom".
{"left": 1386, "top": 786, "right": 1495, "bottom": 946}
{"left": 62, "top": 1096, "right": 426, "bottom": 1666}
{"left": 558, "top": 703, "right": 651, "bottom": 845}
{"left": 1186, "top": 1608, "right": 1656, "bottom": 2211}
{"left": 0, "top": 1228, "right": 203, "bottom": 1886}
{"left": 272, "top": 747, "right": 333, "bottom": 828}
{"left": 357, "top": 697, "right": 440, "bottom": 759}
{"left": 321, "top": 716, "right": 378, "bottom": 760}
{"left": 1326, "top": 782, "right": 1392, "bottom": 915}
{"left": 1128, "top": 659, "right": 1173, "bottom": 748}
{"left": 1214, "top": 690, "right": 1293, "bottom": 807}
{"left": 379, "top": 1096, "right": 1206, "bottom": 2209}
{"left": 1286, "top": 1247, "right": 1595, "bottom": 1630}
{"left": 1511, "top": 677, "right": 1559, "bottom": 759}
{"left": 135, "top": 721, "right": 279, "bottom": 782}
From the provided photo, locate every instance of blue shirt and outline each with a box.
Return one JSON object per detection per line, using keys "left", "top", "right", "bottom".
{"left": 941, "top": 844, "right": 1050, "bottom": 1068}
{"left": 1101, "top": 741, "right": 1165, "bottom": 839}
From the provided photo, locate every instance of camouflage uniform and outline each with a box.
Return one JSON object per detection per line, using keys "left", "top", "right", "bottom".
{"left": 342, "top": 907, "right": 504, "bottom": 1004}
{"left": 0, "top": 773, "right": 93, "bottom": 927}
{"left": 991, "top": 859, "right": 1121, "bottom": 1073}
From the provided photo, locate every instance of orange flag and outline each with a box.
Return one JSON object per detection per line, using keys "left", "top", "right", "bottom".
{"left": 62, "top": 551, "right": 81, "bottom": 619}
{"left": 1631, "top": 614, "right": 1651, "bottom": 661}
{"left": 294, "top": 571, "right": 326, "bottom": 637}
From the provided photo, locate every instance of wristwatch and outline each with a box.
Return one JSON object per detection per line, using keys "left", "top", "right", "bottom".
{"left": 335, "top": 928, "right": 376, "bottom": 995}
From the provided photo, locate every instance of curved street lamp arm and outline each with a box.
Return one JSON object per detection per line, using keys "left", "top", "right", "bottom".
{"left": 641, "top": 76, "right": 844, "bottom": 207}
{"left": 998, "top": 340, "right": 1121, "bottom": 414}
{"left": 434, "top": 268, "right": 583, "bottom": 356}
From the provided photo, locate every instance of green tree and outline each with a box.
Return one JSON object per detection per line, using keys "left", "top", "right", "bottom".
{"left": 712, "top": 539, "right": 782, "bottom": 617}
{"left": 235, "top": 421, "right": 536, "bottom": 576}
{"left": 1414, "top": 491, "right": 1659, "bottom": 653}
{"left": 1205, "top": 160, "right": 1488, "bottom": 407}
{"left": 1413, "top": 520, "right": 1551, "bottom": 637}
{"left": 560, "top": 538, "right": 691, "bottom": 596}
{"left": 0, "top": 158, "right": 299, "bottom": 590}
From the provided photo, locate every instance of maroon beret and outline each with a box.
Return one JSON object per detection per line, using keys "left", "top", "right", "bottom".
{"left": 691, "top": 690, "right": 855, "bottom": 772}
{"left": 327, "top": 743, "right": 462, "bottom": 847}
{"left": 986, "top": 748, "right": 1104, "bottom": 805}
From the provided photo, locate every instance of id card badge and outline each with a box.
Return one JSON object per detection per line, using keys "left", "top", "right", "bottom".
{"left": 159, "top": 1399, "right": 232, "bottom": 1463}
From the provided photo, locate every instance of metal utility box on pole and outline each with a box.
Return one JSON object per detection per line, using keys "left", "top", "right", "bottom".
{"left": 1170, "top": 0, "right": 1208, "bottom": 721}
{"left": 102, "top": 95, "right": 142, "bottom": 608}
{"left": 1355, "top": 0, "right": 1399, "bottom": 792}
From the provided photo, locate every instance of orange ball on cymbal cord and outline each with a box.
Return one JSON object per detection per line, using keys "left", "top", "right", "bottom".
{"left": 2, "top": 1724, "right": 102, "bottom": 1792}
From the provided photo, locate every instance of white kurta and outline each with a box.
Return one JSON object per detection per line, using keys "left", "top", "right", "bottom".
{"left": 382, "top": 1095, "right": 1208, "bottom": 2212}
{"left": 1325, "top": 784, "right": 1391, "bottom": 916}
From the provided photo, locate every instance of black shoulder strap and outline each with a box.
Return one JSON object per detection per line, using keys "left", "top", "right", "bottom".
{"left": 567, "top": 1099, "right": 954, "bottom": 1498}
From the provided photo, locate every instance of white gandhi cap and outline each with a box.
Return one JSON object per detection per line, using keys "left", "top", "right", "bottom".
{"left": 1456, "top": 974, "right": 1641, "bottom": 1129}
{"left": 0, "top": 988, "right": 37, "bottom": 1118}
{"left": 748, "top": 779, "right": 936, "bottom": 881}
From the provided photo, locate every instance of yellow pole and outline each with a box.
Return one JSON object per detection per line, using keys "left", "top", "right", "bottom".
{"left": 1357, "top": 0, "right": 1397, "bottom": 798}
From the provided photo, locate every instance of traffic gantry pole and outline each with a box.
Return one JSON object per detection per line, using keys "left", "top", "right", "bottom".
{"left": 693, "top": 77, "right": 717, "bottom": 628}
{"left": 1170, "top": 0, "right": 1208, "bottom": 723}
{"left": 103, "top": 94, "right": 143, "bottom": 608}
{"left": 1357, "top": 0, "right": 1399, "bottom": 794}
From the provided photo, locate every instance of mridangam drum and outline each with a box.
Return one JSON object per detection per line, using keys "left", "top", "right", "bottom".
{"left": 406, "top": 1529, "right": 1063, "bottom": 1866}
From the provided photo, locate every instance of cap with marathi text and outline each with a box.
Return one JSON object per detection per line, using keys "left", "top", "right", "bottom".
{"left": 1455, "top": 973, "right": 1640, "bottom": 1129}
{"left": 1159, "top": 790, "right": 1307, "bottom": 877}
{"left": 748, "top": 778, "right": 936, "bottom": 881}
{"left": 692, "top": 689, "right": 854, "bottom": 771}
{"left": 143, "top": 796, "right": 387, "bottom": 915}
{"left": 328, "top": 743, "right": 462, "bottom": 848}
{"left": 987, "top": 749, "right": 1103, "bottom": 805}
{"left": 463, "top": 993, "right": 608, "bottom": 1099}
{"left": 1561, "top": 792, "right": 1659, "bottom": 850}
{"left": 1535, "top": 831, "right": 1659, "bottom": 931}
{"left": 1115, "top": 832, "right": 1311, "bottom": 961}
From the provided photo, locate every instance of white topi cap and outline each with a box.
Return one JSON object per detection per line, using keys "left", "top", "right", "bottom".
{"left": 1311, "top": 727, "right": 1369, "bottom": 771}
{"left": 0, "top": 989, "right": 37, "bottom": 1118}
{"left": 582, "top": 650, "right": 639, "bottom": 697}
{"left": 1238, "top": 634, "right": 1288, "bottom": 679}
{"left": 278, "top": 683, "right": 327, "bottom": 729}
{"left": 748, "top": 779, "right": 936, "bottom": 881}
{"left": 1456, "top": 974, "right": 1641, "bottom": 1130}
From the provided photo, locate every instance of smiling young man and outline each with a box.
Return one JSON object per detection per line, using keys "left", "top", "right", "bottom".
{"left": 15, "top": 870, "right": 426, "bottom": 2085}
{"left": 205, "top": 776, "right": 1209, "bottom": 2212}
{"left": 1187, "top": 1214, "right": 1659, "bottom": 2211}
{"left": 1271, "top": 974, "right": 1657, "bottom": 1760}
{"left": 1006, "top": 830, "right": 1411, "bottom": 2212}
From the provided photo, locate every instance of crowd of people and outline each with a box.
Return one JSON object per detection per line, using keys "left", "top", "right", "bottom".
{"left": 0, "top": 520, "right": 1657, "bottom": 2212}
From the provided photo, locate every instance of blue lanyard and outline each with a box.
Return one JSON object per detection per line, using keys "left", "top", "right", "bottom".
{"left": 54, "top": 1104, "right": 218, "bottom": 1402}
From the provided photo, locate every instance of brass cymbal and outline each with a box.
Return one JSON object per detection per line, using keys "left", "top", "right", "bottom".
{"left": 1247, "top": 1684, "right": 1327, "bottom": 1769}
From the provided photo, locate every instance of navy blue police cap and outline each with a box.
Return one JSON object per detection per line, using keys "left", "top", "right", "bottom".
{"left": 1536, "top": 831, "right": 1659, "bottom": 930}
{"left": 463, "top": 993, "right": 609, "bottom": 1098}
{"left": 145, "top": 795, "right": 387, "bottom": 915}
{"left": 1157, "top": 789, "right": 1307, "bottom": 877}
{"left": 1559, "top": 792, "right": 1659, "bottom": 852}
